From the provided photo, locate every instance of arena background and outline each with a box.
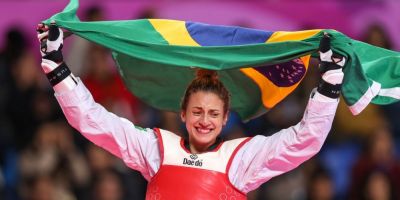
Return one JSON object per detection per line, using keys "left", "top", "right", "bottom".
{"left": 0, "top": 0, "right": 399, "bottom": 199}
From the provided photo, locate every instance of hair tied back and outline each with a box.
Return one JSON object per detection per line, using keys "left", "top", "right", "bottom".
{"left": 196, "top": 69, "right": 218, "bottom": 81}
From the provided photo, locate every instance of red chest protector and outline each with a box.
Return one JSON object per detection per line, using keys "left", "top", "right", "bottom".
{"left": 146, "top": 129, "right": 251, "bottom": 200}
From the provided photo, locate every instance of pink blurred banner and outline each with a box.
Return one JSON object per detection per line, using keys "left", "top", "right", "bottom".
{"left": 0, "top": 0, "right": 399, "bottom": 50}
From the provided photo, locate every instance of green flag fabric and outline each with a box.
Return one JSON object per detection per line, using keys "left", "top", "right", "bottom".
{"left": 43, "top": 0, "right": 400, "bottom": 121}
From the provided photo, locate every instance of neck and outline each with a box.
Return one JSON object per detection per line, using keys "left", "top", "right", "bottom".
{"left": 186, "top": 137, "right": 222, "bottom": 154}
{"left": 189, "top": 143, "right": 211, "bottom": 154}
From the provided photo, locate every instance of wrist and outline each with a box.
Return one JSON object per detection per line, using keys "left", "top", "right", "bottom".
{"left": 46, "top": 62, "right": 72, "bottom": 87}
{"left": 41, "top": 59, "right": 77, "bottom": 89}
{"left": 312, "top": 89, "right": 339, "bottom": 102}
{"left": 317, "top": 79, "right": 341, "bottom": 99}
{"left": 41, "top": 59, "right": 59, "bottom": 73}
{"left": 53, "top": 75, "right": 78, "bottom": 93}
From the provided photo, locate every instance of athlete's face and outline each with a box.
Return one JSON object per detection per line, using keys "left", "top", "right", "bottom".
{"left": 181, "top": 91, "right": 228, "bottom": 153}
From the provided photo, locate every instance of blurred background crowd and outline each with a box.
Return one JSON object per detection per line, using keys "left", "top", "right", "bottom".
{"left": 1, "top": 0, "right": 400, "bottom": 199}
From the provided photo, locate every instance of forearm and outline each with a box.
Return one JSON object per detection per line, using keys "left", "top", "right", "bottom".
{"left": 39, "top": 23, "right": 128, "bottom": 159}
{"left": 42, "top": 35, "right": 134, "bottom": 148}
{"left": 270, "top": 91, "right": 338, "bottom": 166}
{"left": 37, "top": 23, "right": 161, "bottom": 179}
{"left": 55, "top": 79, "right": 160, "bottom": 179}
{"left": 230, "top": 34, "right": 344, "bottom": 193}
{"left": 38, "top": 23, "right": 78, "bottom": 93}
{"left": 55, "top": 79, "right": 133, "bottom": 158}
{"left": 285, "top": 91, "right": 339, "bottom": 156}
{"left": 230, "top": 94, "right": 338, "bottom": 193}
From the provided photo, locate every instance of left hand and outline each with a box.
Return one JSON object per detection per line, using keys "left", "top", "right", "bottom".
{"left": 318, "top": 33, "right": 345, "bottom": 85}
{"left": 316, "top": 33, "right": 346, "bottom": 99}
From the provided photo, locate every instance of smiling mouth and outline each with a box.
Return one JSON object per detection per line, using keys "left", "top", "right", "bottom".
{"left": 196, "top": 127, "right": 213, "bottom": 134}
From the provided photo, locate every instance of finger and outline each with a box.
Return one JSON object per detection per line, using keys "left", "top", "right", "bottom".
{"left": 37, "top": 32, "right": 48, "bottom": 42}
{"left": 36, "top": 24, "right": 44, "bottom": 33}
{"left": 36, "top": 23, "right": 49, "bottom": 33}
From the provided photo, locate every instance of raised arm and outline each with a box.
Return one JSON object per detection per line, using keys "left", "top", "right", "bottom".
{"left": 229, "top": 33, "right": 346, "bottom": 193}
{"left": 37, "top": 23, "right": 160, "bottom": 180}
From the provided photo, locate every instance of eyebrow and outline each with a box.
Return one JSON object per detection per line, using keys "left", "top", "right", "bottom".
{"left": 191, "top": 107, "right": 221, "bottom": 112}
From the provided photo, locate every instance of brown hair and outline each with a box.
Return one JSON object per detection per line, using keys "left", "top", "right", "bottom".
{"left": 181, "top": 69, "right": 230, "bottom": 115}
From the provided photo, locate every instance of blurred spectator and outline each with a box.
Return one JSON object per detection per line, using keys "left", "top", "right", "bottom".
{"left": 65, "top": 5, "right": 105, "bottom": 77}
{"left": 330, "top": 24, "right": 398, "bottom": 140}
{"left": 86, "top": 144, "right": 147, "bottom": 200}
{"left": 256, "top": 168, "right": 306, "bottom": 200}
{"left": 318, "top": 140, "right": 361, "bottom": 199}
{"left": 3, "top": 43, "right": 62, "bottom": 152}
{"left": 0, "top": 2, "right": 397, "bottom": 200}
{"left": 0, "top": 28, "right": 38, "bottom": 150}
{"left": 348, "top": 126, "right": 400, "bottom": 200}
{"left": 361, "top": 23, "right": 400, "bottom": 137}
{"left": 0, "top": 168, "right": 4, "bottom": 198}
{"left": 82, "top": 44, "right": 138, "bottom": 122}
{"left": 333, "top": 99, "right": 388, "bottom": 139}
{"left": 0, "top": 27, "right": 27, "bottom": 82}
{"left": 91, "top": 169, "right": 123, "bottom": 200}
{"left": 255, "top": 158, "right": 327, "bottom": 200}
{"left": 362, "top": 23, "right": 393, "bottom": 50}
{"left": 159, "top": 111, "right": 182, "bottom": 136}
{"left": 134, "top": 7, "right": 157, "bottom": 19}
{"left": 361, "top": 169, "right": 396, "bottom": 200}
{"left": 0, "top": 27, "right": 31, "bottom": 200}
{"left": 306, "top": 164, "right": 334, "bottom": 200}
{"left": 19, "top": 121, "right": 90, "bottom": 200}
{"left": 0, "top": 28, "right": 27, "bottom": 110}
{"left": 27, "top": 175, "right": 75, "bottom": 200}
{"left": 84, "top": 6, "right": 105, "bottom": 21}
{"left": 86, "top": 144, "right": 116, "bottom": 174}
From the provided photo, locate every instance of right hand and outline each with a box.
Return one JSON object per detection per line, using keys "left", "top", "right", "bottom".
{"left": 37, "top": 22, "right": 77, "bottom": 90}
{"left": 36, "top": 22, "right": 64, "bottom": 73}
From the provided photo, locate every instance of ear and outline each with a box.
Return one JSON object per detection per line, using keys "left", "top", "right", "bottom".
{"left": 223, "top": 111, "right": 229, "bottom": 126}
{"left": 180, "top": 111, "right": 186, "bottom": 122}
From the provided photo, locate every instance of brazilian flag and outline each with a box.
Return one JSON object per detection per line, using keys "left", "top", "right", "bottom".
{"left": 43, "top": 0, "right": 400, "bottom": 121}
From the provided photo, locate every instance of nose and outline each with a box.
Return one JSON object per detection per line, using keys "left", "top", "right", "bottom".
{"left": 199, "top": 114, "right": 210, "bottom": 126}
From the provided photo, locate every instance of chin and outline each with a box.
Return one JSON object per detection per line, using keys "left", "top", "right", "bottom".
{"left": 194, "top": 137, "right": 214, "bottom": 146}
{"left": 191, "top": 130, "right": 218, "bottom": 146}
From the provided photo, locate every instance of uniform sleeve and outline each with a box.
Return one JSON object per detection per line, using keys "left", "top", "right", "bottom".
{"left": 228, "top": 90, "right": 339, "bottom": 193}
{"left": 55, "top": 79, "right": 160, "bottom": 180}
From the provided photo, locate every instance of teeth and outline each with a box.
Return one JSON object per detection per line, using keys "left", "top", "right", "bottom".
{"left": 196, "top": 128, "right": 211, "bottom": 134}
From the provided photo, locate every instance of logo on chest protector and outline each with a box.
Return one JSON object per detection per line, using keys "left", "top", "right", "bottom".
{"left": 183, "top": 154, "right": 203, "bottom": 167}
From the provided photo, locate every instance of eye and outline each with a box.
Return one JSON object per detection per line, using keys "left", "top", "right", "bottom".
{"left": 210, "top": 113, "right": 220, "bottom": 118}
{"left": 192, "top": 111, "right": 201, "bottom": 116}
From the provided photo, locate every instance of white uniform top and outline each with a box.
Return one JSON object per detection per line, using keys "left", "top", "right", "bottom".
{"left": 157, "top": 128, "right": 250, "bottom": 173}
{"left": 55, "top": 80, "right": 339, "bottom": 194}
